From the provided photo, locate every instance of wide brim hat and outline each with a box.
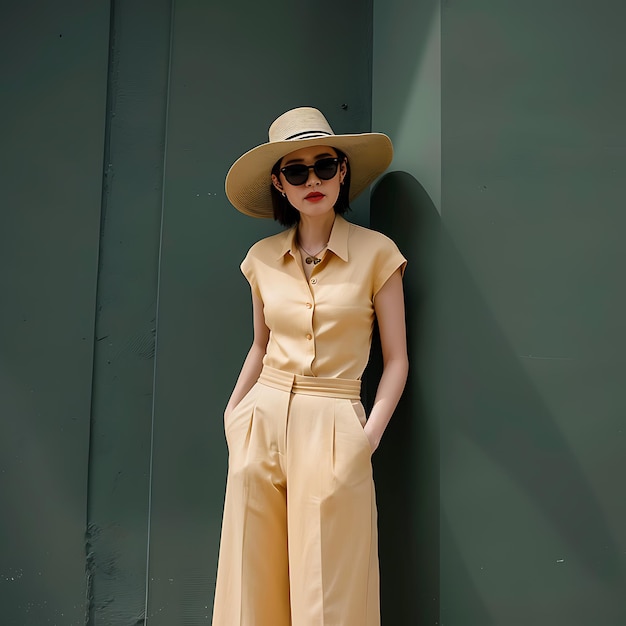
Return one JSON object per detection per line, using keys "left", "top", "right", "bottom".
{"left": 225, "top": 107, "right": 393, "bottom": 218}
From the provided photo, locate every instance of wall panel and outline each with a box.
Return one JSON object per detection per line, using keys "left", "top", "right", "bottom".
{"left": 0, "top": 2, "right": 110, "bottom": 624}
{"left": 86, "top": 0, "right": 173, "bottom": 623}
{"left": 440, "top": 1, "right": 626, "bottom": 623}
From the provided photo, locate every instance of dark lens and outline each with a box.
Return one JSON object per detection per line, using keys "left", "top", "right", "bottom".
{"left": 280, "top": 157, "right": 339, "bottom": 185}
{"left": 281, "top": 164, "right": 309, "bottom": 186}
{"left": 314, "top": 158, "right": 339, "bottom": 180}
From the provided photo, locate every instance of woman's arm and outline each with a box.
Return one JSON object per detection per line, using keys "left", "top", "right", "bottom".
{"left": 224, "top": 291, "right": 269, "bottom": 420}
{"left": 364, "top": 268, "right": 409, "bottom": 452}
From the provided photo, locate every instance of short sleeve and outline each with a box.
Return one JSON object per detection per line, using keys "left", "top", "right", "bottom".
{"left": 372, "top": 237, "right": 407, "bottom": 297}
{"left": 240, "top": 249, "right": 262, "bottom": 301}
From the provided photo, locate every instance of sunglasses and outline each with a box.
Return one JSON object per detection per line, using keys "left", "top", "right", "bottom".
{"left": 280, "top": 157, "right": 340, "bottom": 186}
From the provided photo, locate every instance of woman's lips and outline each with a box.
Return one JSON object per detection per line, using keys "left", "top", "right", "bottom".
{"left": 305, "top": 192, "right": 324, "bottom": 202}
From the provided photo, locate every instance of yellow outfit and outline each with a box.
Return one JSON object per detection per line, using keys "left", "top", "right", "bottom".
{"left": 213, "top": 215, "right": 406, "bottom": 626}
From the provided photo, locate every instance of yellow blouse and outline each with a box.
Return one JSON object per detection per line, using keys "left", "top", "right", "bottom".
{"left": 241, "top": 215, "right": 407, "bottom": 380}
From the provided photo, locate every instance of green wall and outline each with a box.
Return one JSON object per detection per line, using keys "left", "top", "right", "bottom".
{"left": 373, "top": 0, "right": 441, "bottom": 210}
{"left": 372, "top": 3, "right": 441, "bottom": 623}
{"left": 373, "top": 0, "right": 626, "bottom": 624}
{"left": 86, "top": 0, "right": 173, "bottom": 622}
{"left": 440, "top": 2, "right": 626, "bottom": 623}
{"left": 0, "top": 2, "right": 110, "bottom": 624}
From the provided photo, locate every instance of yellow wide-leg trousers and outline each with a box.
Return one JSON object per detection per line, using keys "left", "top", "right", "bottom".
{"left": 212, "top": 366, "right": 380, "bottom": 626}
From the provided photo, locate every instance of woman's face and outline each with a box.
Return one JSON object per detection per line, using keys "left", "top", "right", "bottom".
{"left": 271, "top": 145, "right": 347, "bottom": 220}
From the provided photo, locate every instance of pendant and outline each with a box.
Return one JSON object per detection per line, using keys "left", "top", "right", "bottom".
{"left": 305, "top": 256, "right": 322, "bottom": 265}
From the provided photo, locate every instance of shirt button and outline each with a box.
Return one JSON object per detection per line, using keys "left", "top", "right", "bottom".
{"left": 310, "top": 278, "right": 317, "bottom": 284}
{"left": 306, "top": 333, "right": 312, "bottom": 340}
{"left": 305, "top": 302, "right": 312, "bottom": 309}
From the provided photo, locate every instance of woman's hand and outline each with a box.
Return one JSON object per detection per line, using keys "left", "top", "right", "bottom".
{"left": 363, "top": 421, "right": 379, "bottom": 454}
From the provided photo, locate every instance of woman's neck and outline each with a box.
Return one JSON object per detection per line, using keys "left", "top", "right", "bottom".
{"left": 297, "top": 212, "right": 336, "bottom": 251}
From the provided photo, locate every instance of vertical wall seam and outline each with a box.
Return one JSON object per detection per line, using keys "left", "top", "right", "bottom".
{"left": 143, "top": 0, "right": 176, "bottom": 622}
{"left": 367, "top": 0, "right": 374, "bottom": 139}
{"left": 437, "top": 0, "right": 442, "bottom": 216}
{"left": 85, "top": 1, "right": 117, "bottom": 623}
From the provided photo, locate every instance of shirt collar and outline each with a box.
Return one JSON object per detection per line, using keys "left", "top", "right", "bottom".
{"left": 276, "top": 214, "right": 350, "bottom": 262}
{"left": 326, "top": 214, "right": 349, "bottom": 262}
{"left": 277, "top": 227, "right": 298, "bottom": 260}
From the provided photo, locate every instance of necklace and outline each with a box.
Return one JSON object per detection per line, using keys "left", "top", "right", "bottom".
{"left": 299, "top": 241, "right": 327, "bottom": 265}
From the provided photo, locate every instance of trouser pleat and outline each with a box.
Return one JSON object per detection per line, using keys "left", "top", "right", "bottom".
{"left": 287, "top": 393, "right": 379, "bottom": 626}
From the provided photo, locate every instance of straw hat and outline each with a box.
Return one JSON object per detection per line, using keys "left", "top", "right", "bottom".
{"left": 225, "top": 107, "right": 393, "bottom": 218}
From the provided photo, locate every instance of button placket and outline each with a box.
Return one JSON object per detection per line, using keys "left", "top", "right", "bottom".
{"left": 302, "top": 266, "right": 319, "bottom": 372}
{"left": 305, "top": 299, "right": 314, "bottom": 342}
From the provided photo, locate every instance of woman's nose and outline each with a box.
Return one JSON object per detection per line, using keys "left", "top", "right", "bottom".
{"left": 305, "top": 168, "right": 321, "bottom": 185}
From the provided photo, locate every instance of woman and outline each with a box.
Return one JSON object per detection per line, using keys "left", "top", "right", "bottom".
{"left": 213, "top": 107, "right": 408, "bottom": 626}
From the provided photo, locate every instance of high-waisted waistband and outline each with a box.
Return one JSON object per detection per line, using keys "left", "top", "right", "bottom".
{"left": 258, "top": 365, "right": 361, "bottom": 400}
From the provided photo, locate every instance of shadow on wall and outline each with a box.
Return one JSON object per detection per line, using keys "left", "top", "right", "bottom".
{"left": 435, "top": 210, "right": 623, "bottom": 622}
{"left": 367, "top": 171, "right": 442, "bottom": 625}
{"left": 369, "top": 171, "right": 622, "bottom": 624}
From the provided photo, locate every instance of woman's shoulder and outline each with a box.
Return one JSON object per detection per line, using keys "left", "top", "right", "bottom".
{"left": 345, "top": 219, "right": 401, "bottom": 252}
{"left": 245, "top": 227, "right": 294, "bottom": 260}
{"left": 342, "top": 219, "right": 407, "bottom": 284}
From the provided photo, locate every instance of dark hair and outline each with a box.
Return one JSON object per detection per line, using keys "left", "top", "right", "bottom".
{"left": 270, "top": 148, "right": 352, "bottom": 227}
